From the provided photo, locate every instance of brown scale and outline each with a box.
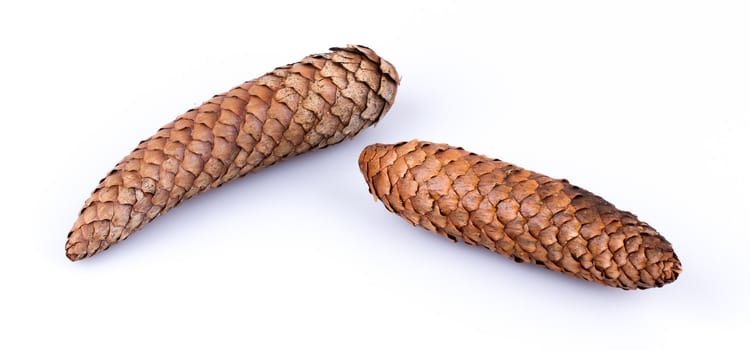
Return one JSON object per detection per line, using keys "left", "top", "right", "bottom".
{"left": 359, "top": 140, "right": 681, "bottom": 290}
{"left": 67, "top": 45, "right": 399, "bottom": 261}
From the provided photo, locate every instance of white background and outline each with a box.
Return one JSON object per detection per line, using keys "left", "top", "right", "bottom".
{"left": 1, "top": 0, "right": 748, "bottom": 348}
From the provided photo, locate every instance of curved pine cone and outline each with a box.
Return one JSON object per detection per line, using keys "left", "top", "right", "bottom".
{"left": 359, "top": 140, "right": 681, "bottom": 290}
{"left": 67, "top": 45, "right": 399, "bottom": 261}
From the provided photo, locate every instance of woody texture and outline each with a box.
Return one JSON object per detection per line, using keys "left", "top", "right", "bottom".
{"left": 359, "top": 140, "right": 681, "bottom": 289}
{"left": 67, "top": 45, "right": 399, "bottom": 261}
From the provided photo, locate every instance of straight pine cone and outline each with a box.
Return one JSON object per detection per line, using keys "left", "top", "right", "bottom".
{"left": 67, "top": 45, "right": 399, "bottom": 261}
{"left": 359, "top": 140, "right": 681, "bottom": 290}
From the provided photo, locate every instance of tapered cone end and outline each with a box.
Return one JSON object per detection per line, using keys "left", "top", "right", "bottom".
{"left": 643, "top": 239, "right": 682, "bottom": 288}
{"left": 358, "top": 141, "right": 406, "bottom": 200}
{"left": 66, "top": 242, "right": 83, "bottom": 262}
{"left": 66, "top": 226, "right": 104, "bottom": 261}
{"left": 663, "top": 256, "right": 682, "bottom": 286}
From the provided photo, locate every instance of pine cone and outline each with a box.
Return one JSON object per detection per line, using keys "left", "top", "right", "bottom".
{"left": 67, "top": 45, "right": 399, "bottom": 261}
{"left": 359, "top": 140, "right": 681, "bottom": 290}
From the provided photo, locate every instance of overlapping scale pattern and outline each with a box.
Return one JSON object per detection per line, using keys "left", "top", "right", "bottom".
{"left": 359, "top": 140, "right": 680, "bottom": 289}
{"left": 67, "top": 45, "right": 399, "bottom": 261}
